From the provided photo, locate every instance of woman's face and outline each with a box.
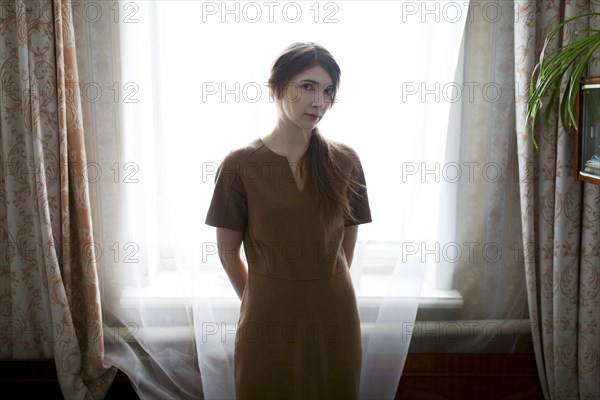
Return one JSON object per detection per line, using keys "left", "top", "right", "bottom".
{"left": 277, "top": 65, "right": 336, "bottom": 131}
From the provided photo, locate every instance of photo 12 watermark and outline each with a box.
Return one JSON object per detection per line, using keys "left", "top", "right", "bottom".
{"left": 201, "top": 81, "right": 339, "bottom": 105}
{"left": 402, "top": 320, "right": 534, "bottom": 345}
{"left": 201, "top": 320, "right": 340, "bottom": 344}
{"left": 73, "top": 1, "right": 141, "bottom": 24}
{"left": 400, "top": 240, "right": 529, "bottom": 264}
{"left": 401, "top": 81, "right": 524, "bottom": 105}
{"left": 400, "top": 161, "right": 521, "bottom": 184}
{"left": 200, "top": 1, "right": 340, "bottom": 24}
{"left": 201, "top": 240, "right": 341, "bottom": 264}
{"left": 0, "top": 239, "right": 141, "bottom": 265}
{"left": 0, "top": 1, "right": 142, "bottom": 25}
{"left": 400, "top": 1, "right": 506, "bottom": 24}
{"left": 0, "top": 319, "right": 135, "bottom": 345}
{"left": 1, "top": 80, "right": 140, "bottom": 105}
{"left": 0, "top": 159, "right": 141, "bottom": 185}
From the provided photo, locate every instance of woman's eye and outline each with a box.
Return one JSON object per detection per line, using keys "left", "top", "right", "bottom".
{"left": 324, "top": 88, "right": 335, "bottom": 97}
{"left": 302, "top": 83, "right": 313, "bottom": 90}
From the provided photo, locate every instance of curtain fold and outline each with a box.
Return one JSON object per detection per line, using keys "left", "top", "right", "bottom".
{"left": 453, "top": 0, "right": 527, "bottom": 339}
{"left": 409, "top": 0, "right": 530, "bottom": 355}
{"left": 514, "top": 1, "right": 600, "bottom": 399}
{"left": 0, "top": 1, "right": 115, "bottom": 398}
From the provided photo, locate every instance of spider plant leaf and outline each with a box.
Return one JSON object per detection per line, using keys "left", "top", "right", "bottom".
{"left": 565, "top": 42, "right": 600, "bottom": 128}
{"left": 525, "top": 12, "right": 600, "bottom": 147}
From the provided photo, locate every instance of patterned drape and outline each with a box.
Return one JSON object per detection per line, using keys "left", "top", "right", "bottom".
{"left": 0, "top": 1, "right": 115, "bottom": 398}
{"left": 514, "top": 1, "right": 600, "bottom": 399}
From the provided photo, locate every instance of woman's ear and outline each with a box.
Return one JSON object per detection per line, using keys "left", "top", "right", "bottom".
{"left": 271, "top": 90, "right": 284, "bottom": 108}
{"left": 270, "top": 88, "right": 281, "bottom": 102}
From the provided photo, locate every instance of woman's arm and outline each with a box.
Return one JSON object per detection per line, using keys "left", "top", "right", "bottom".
{"left": 342, "top": 225, "right": 359, "bottom": 267}
{"left": 216, "top": 227, "right": 248, "bottom": 300}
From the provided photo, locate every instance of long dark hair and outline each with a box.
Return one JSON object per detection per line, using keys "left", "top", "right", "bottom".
{"left": 268, "top": 42, "right": 362, "bottom": 229}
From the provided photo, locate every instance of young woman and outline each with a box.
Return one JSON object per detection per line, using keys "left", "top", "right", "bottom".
{"left": 205, "top": 42, "right": 372, "bottom": 399}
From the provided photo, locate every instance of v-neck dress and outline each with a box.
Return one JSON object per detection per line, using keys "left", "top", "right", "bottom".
{"left": 205, "top": 138, "right": 372, "bottom": 400}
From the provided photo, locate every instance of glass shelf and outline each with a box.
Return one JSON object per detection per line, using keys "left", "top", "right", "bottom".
{"left": 576, "top": 77, "right": 600, "bottom": 185}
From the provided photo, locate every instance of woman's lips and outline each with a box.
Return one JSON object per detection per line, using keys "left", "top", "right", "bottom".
{"left": 305, "top": 113, "right": 321, "bottom": 121}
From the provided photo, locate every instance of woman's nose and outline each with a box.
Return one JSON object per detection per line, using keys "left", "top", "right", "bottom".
{"left": 312, "top": 92, "right": 325, "bottom": 108}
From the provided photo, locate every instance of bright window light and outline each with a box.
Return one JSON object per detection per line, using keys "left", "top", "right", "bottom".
{"left": 115, "top": 1, "right": 469, "bottom": 292}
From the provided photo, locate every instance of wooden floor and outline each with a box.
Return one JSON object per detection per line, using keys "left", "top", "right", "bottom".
{"left": 397, "top": 354, "right": 544, "bottom": 400}
{"left": 1, "top": 354, "right": 543, "bottom": 399}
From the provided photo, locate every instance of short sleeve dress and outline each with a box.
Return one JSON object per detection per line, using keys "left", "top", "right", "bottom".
{"left": 205, "top": 138, "right": 372, "bottom": 400}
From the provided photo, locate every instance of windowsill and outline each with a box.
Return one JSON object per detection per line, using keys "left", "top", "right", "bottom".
{"left": 112, "top": 272, "right": 531, "bottom": 350}
{"left": 120, "top": 270, "right": 463, "bottom": 310}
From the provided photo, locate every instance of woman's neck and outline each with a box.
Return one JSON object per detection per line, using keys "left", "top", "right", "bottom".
{"left": 263, "top": 122, "right": 312, "bottom": 157}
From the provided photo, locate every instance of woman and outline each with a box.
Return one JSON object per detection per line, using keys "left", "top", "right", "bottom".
{"left": 205, "top": 42, "right": 372, "bottom": 400}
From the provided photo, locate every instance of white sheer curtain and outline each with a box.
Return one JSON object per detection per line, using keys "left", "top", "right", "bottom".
{"left": 75, "top": 1, "right": 469, "bottom": 399}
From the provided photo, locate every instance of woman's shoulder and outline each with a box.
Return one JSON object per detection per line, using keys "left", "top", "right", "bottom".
{"left": 220, "top": 138, "right": 264, "bottom": 166}
{"left": 328, "top": 139, "right": 362, "bottom": 167}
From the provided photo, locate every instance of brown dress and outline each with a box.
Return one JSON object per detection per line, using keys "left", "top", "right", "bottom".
{"left": 205, "top": 138, "right": 372, "bottom": 400}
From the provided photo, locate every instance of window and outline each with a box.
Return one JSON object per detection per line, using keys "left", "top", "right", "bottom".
{"left": 111, "top": 1, "right": 470, "bottom": 299}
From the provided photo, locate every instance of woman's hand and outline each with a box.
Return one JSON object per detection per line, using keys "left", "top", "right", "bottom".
{"left": 342, "top": 225, "right": 359, "bottom": 267}
{"left": 216, "top": 227, "right": 248, "bottom": 300}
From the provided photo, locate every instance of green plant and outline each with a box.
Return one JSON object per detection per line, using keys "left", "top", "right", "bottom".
{"left": 526, "top": 12, "right": 600, "bottom": 148}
